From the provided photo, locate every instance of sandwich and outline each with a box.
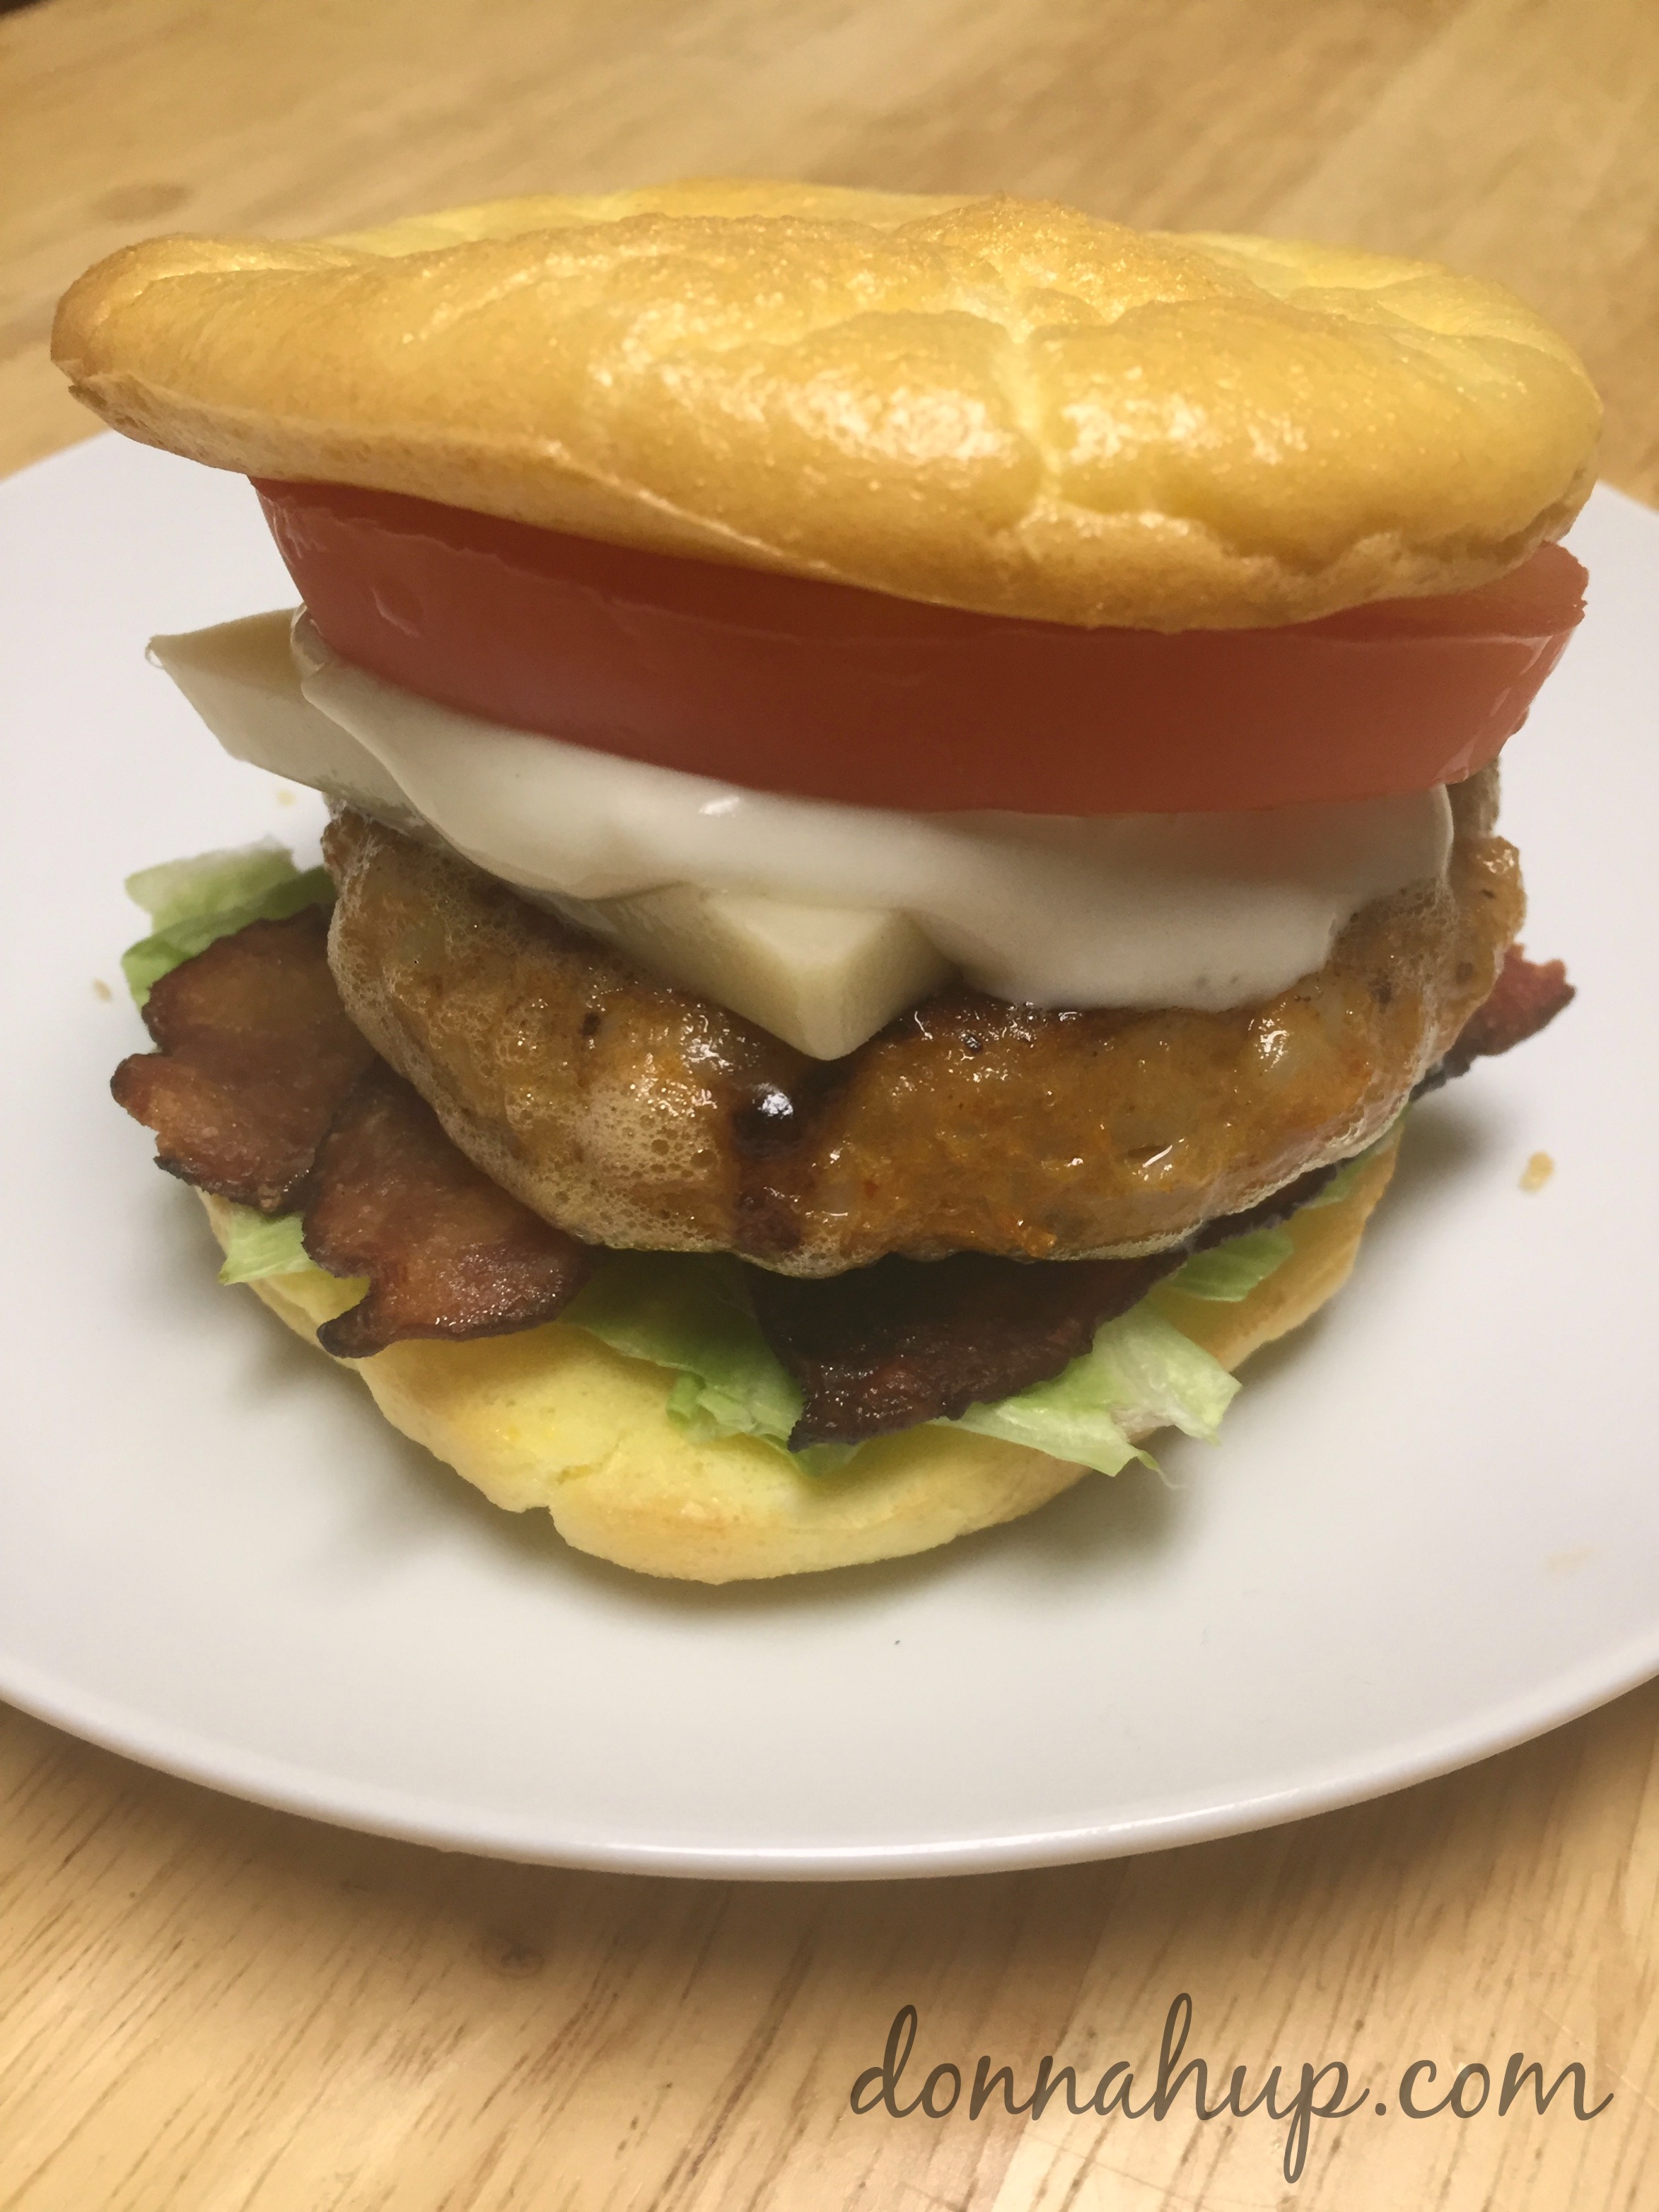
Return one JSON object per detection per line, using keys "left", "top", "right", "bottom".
{"left": 53, "top": 181, "right": 1593, "bottom": 1581}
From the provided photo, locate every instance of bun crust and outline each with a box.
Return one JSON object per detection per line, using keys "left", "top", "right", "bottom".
{"left": 54, "top": 180, "right": 1597, "bottom": 629}
{"left": 199, "top": 1127, "right": 1398, "bottom": 1582}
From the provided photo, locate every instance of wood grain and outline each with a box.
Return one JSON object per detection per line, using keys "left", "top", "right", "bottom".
{"left": 3, "top": 1, "right": 1658, "bottom": 2204}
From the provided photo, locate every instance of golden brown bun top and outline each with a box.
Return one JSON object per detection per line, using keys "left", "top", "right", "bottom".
{"left": 54, "top": 179, "right": 1600, "bottom": 628}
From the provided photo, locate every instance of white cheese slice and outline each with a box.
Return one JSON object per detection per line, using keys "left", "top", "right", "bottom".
{"left": 293, "top": 613, "right": 1453, "bottom": 1020}
{"left": 149, "top": 612, "right": 422, "bottom": 832}
{"left": 148, "top": 612, "right": 953, "bottom": 1057}
{"left": 559, "top": 884, "right": 951, "bottom": 1060}
{"left": 149, "top": 607, "right": 1454, "bottom": 1057}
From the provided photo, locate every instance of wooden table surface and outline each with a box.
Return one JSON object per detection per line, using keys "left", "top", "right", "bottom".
{"left": 4, "top": 1, "right": 1658, "bottom": 2205}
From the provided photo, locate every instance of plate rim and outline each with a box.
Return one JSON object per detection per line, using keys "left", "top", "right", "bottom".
{"left": 4, "top": 1621, "right": 1657, "bottom": 1877}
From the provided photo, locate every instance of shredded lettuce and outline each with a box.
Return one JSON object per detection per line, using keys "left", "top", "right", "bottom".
{"left": 561, "top": 1252, "right": 805, "bottom": 1452}
{"left": 206, "top": 1211, "right": 1260, "bottom": 1479}
{"left": 208, "top": 1178, "right": 1329, "bottom": 1479}
{"left": 556, "top": 1248, "right": 1239, "bottom": 1480}
{"left": 1159, "top": 1122, "right": 1401, "bottom": 1304}
{"left": 1163, "top": 1224, "right": 1294, "bottom": 1303}
{"left": 216, "top": 1206, "right": 313, "bottom": 1286}
{"left": 956, "top": 1303, "right": 1238, "bottom": 1474}
{"left": 122, "top": 839, "right": 332, "bottom": 1005}
{"left": 211, "top": 1219, "right": 1250, "bottom": 1479}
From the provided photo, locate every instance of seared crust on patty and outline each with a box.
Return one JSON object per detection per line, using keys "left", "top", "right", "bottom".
{"left": 322, "top": 774, "right": 1520, "bottom": 1273}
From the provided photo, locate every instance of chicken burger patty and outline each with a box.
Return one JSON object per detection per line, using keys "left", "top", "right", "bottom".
{"left": 322, "top": 768, "right": 1520, "bottom": 1275}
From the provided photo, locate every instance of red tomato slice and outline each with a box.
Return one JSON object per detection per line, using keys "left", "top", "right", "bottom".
{"left": 255, "top": 478, "right": 1586, "bottom": 815}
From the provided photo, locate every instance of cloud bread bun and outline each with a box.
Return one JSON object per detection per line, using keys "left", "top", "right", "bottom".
{"left": 55, "top": 180, "right": 1597, "bottom": 628}
{"left": 198, "top": 1125, "right": 1398, "bottom": 1583}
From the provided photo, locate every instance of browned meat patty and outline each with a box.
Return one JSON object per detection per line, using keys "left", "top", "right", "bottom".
{"left": 322, "top": 774, "right": 1523, "bottom": 1274}
{"left": 113, "top": 890, "right": 1569, "bottom": 1431}
{"left": 752, "top": 922, "right": 1576, "bottom": 1438}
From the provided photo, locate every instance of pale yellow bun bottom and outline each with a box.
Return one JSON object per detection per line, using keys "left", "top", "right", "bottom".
{"left": 199, "top": 1130, "right": 1398, "bottom": 1582}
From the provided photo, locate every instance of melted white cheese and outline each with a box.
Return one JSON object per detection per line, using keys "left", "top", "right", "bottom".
{"left": 292, "top": 612, "right": 1450, "bottom": 1011}
{"left": 150, "top": 608, "right": 1454, "bottom": 1057}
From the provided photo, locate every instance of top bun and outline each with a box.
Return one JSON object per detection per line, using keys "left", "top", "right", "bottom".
{"left": 54, "top": 179, "right": 1600, "bottom": 628}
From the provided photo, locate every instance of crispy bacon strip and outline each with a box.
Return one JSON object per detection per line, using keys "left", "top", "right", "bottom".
{"left": 749, "top": 1160, "right": 1342, "bottom": 1447}
{"left": 1441, "top": 943, "right": 1576, "bottom": 1075}
{"left": 111, "top": 909, "right": 377, "bottom": 1212}
{"left": 304, "top": 1064, "right": 593, "bottom": 1358}
{"left": 112, "top": 915, "right": 591, "bottom": 1354}
{"left": 748, "top": 1250, "right": 1178, "bottom": 1448}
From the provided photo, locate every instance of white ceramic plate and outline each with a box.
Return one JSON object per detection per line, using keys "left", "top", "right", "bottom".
{"left": 2, "top": 436, "right": 1655, "bottom": 1878}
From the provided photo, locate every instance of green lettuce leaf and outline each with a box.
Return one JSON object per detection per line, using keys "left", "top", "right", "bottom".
{"left": 215, "top": 1206, "right": 313, "bottom": 1286}
{"left": 1160, "top": 1118, "right": 1404, "bottom": 1305}
{"left": 562, "top": 1252, "right": 805, "bottom": 1451}
{"left": 559, "top": 1248, "right": 1239, "bottom": 1480}
{"left": 554, "top": 1131, "right": 1401, "bottom": 1473}
{"left": 955, "top": 1303, "right": 1239, "bottom": 1475}
{"left": 1163, "top": 1223, "right": 1294, "bottom": 1302}
{"left": 209, "top": 1213, "right": 1249, "bottom": 1479}
{"left": 122, "top": 839, "right": 332, "bottom": 1005}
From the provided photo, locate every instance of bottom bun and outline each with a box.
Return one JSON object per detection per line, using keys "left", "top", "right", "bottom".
{"left": 201, "top": 1129, "right": 1399, "bottom": 1582}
